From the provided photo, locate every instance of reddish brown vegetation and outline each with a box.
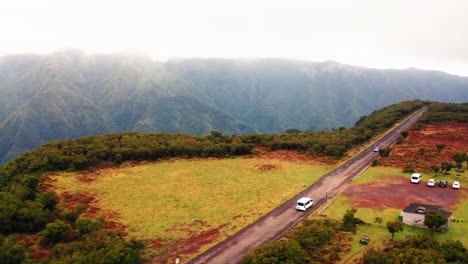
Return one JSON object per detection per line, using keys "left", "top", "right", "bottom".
{"left": 28, "top": 248, "right": 50, "bottom": 262}
{"left": 58, "top": 191, "right": 127, "bottom": 235}
{"left": 15, "top": 235, "right": 40, "bottom": 247}
{"left": 39, "top": 173, "right": 58, "bottom": 192}
{"left": 255, "top": 164, "right": 279, "bottom": 171}
{"left": 379, "top": 122, "right": 468, "bottom": 173}
{"left": 148, "top": 222, "right": 224, "bottom": 263}
{"left": 253, "top": 146, "right": 336, "bottom": 164}
{"left": 343, "top": 176, "right": 465, "bottom": 210}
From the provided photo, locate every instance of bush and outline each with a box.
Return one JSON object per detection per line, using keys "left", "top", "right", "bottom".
{"left": 242, "top": 239, "right": 310, "bottom": 264}
{"left": 41, "top": 220, "right": 72, "bottom": 244}
{"left": 0, "top": 236, "right": 27, "bottom": 264}
{"left": 76, "top": 218, "right": 106, "bottom": 235}
{"left": 35, "top": 191, "right": 58, "bottom": 210}
{"left": 379, "top": 147, "right": 392, "bottom": 158}
{"left": 46, "top": 230, "right": 144, "bottom": 264}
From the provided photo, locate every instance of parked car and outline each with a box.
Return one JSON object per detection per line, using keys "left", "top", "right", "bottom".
{"left": 410, "top": 173, "right": 421, "bottom": 184}
{"left": 373, "top": 147, "right": 379, "bottom": 152}
{"left": 452, "top": 181, "right": 461, "bottom": 189}
{"left": 439, "top": 180, "right": 448, "bottom": 188}
{"left": 427, "top": 179, "right": 436, "bottom": 187}
{"left": 296, "top": 197, "right": 314, "bottom": 211}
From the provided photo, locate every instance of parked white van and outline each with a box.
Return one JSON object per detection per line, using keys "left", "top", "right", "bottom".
{"left": 410, "top": 173, "right": 421, "bottom": 184}
{"left": 296, "top": 197, "right": 314, "bottom": 211}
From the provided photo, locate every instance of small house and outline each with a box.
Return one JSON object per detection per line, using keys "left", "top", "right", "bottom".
{"left": 402, "top": 203, "right": 452, "bottom": 229}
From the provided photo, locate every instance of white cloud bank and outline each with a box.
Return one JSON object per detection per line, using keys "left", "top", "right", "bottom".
{"left": 0, "top": 0, "right": 467, "bottom": 76}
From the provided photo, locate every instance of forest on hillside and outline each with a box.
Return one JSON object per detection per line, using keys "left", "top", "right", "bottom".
{"left": 1, "top": 52, "right": 468, "bottom": 163}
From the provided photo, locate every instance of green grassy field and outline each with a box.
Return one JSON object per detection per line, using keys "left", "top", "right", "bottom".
{"left": 50, "top": 158, "right": 330, "bottom": 255}
{"left": 318, "top": 165, "right": 468, "bottom": 263}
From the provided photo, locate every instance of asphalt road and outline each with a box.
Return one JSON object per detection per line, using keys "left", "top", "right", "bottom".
{"left": 188, "top": 107, "right": 428, "bottom": 264}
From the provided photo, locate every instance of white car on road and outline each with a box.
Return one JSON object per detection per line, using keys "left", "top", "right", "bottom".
{"left": 296, "top": 197, "right": 314, "bottom": 211}
{"left": 427, "top": 179, "right": 436, "bottom": 187}
{"left": 452, "top": 181, "right": 461, "bottom": 189}
{"left": 410, "top": 173, "right": 421, "bottom": 184}
{"left": 373, "top": 147, "right": 379, "bottom": 152}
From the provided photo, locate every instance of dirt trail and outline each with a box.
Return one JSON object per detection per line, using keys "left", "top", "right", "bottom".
{"left": 188, "top": 107, "right": 428, "bottom": 264}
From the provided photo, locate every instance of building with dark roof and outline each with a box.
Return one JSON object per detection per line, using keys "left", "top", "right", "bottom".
{"left": 402, "top": 203, "right": 452, "bottom": 229}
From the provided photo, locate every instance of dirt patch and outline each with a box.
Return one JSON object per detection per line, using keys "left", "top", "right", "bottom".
{"left": 255, "top": 164, "right": 279, "bottom": 171}
{"left": 39, "top": 173, "right": 58, "bottom": 192}
{"left": 60, "top": 191, "right": 97, "bottom": 212}
{"left": 379, "top": 122, "right": 468, "bottom": 173}
{"left": 147, "top": 221, "right": 224, "bottom": 263}
{"left": 343, "top": 176, "right": 465, "bottom": 210}
{"left": 253, "top": 146, "right": 337, "bottom": 165}
{"left": 59, "top": 191, "right": 127, "bottom": 234}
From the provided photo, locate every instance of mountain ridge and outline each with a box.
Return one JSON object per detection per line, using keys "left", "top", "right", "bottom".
{"left": 0, "top": 52, "right": 467, "bottom": 163}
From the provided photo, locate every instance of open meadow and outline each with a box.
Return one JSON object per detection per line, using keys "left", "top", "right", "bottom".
{"left": 48, "top": 157, "right": 331, "bottom": 261}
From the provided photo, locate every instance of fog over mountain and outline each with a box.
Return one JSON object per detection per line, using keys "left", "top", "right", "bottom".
{"left": 0, "top": 51, "right": 467, "bottom": 163}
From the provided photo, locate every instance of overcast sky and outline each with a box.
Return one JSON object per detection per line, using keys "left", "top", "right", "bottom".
{"left": 1, "top": 0, "right": 467, "bottom": 76}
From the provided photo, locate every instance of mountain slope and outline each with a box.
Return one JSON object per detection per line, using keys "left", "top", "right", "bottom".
{"left": 0, "top": 88, "right": 117, "bottom": 163}
{"left": 0, "top": 52, "right": 467, "bottom": 163}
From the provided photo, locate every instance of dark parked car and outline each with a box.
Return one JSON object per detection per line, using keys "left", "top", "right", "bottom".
{"left": 439, "top": 180, "right": 448, "bottom": 188}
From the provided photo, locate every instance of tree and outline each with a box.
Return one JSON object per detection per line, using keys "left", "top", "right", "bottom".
{"left": 386, "top": 221, "right": 404, "bottom": 240}
{"left": 0, "top": 236, "right": 27, "bottom": 264}
{"left": 242, "top": 239, "right": 310, "bottom": 264}
{"left": 342, "top": 208, "right": 358, "bottom": 232}
{"left": 418, "top": 148, "right": 426, "bottom": 157}
{"left": 440, "top": 161, "right": 454, "bottom": 174}
{"left": 436, "top": 144, "right": 446, "bottom": 153}
{"left": 379, "top": 147, "right": 392, "bottom": 158}
{"left": 285, "top": 129, "right": 301, "bottom": 134}
{"left": 431, "top": 165, "right": 440, "bottom": 176}
{"left": 451, "top": 152, "right": 467, "bottom": 169}
{"left": 400, "top": 130, "right": 409, "bottom": 138}
{"left": 40, "top": 220, "right": 72, "bottom": 243}
{"left": 35, "top": 191, "right": 58, "bottom": 210}
{"left": 424, "top": 210, "right": 448, "bottom": 233}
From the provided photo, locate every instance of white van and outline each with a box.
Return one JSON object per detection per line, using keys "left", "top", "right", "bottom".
{"left": 296, "top": 197, "right": 314, "bottom": 211}
{"left": 410, "top": 173, "right": 421, "bottom": 184}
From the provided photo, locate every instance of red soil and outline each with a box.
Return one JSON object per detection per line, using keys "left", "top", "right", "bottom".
{"left": 255, "top": 164, "right": 279, "bottom": 171}
{"left": 39, "top": 173, "right": 58, "bottom": 192}
{"left": 59, "top": 191, "right": 127, "bottom": 234}
{"left": 253, "top": 146, "right": 337, "bottom": 165}
{"left": 379, "top": 122, "right": 468, "bottom": 173}
{"left": 343, "top": 176, "right": 465, "bottom": 211}
{"left": 148, "top": 222, "right": 224, "bottom": 263}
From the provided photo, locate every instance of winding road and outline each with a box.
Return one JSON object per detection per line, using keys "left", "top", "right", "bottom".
{"left": 188, "top": 107, "right": 427, "bottom": 264}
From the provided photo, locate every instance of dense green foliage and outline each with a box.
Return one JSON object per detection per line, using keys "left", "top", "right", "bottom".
{"left": 2, "top": 51, "right": 467, "bottom": 163}
{"left": 41, "top": 220, "right": 73, "bottom": 244}
{"left": 0, "top": 152, "right": 144, "bottom": 263}
{"left": 242, "top": 239, "right": 310, "bottom": 264}
{"left": 0, "top": 235, "right": 27, "bottom": 264}
{"left": 363, "top": 235, "right": 467, "bottom": 264}
{"left": 242, "top": 219, "right": 342, "bottom": 264}
{"left": 2, "top": 100, "right": 428, "bottom": 176}
{"left": 419, "top": 102, "right": 468, "bottom": 124}
{"left": 342, "top": 208, "right": 358, "bottom": 232}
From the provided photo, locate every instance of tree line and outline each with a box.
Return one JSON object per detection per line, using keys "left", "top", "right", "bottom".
{"left": 3, "top": 100, "right": 430, "bottom": 177}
